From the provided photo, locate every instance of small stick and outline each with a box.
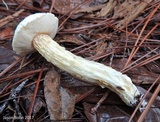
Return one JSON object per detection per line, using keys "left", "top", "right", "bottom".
{"left": 0, "top": 78, "right": 30, "bottom": 114}
{"left": 91, "top": 90, "right": 110, "bottom": 113}
{"left": 12, "top": 99, "right": 23, "bottom": 122}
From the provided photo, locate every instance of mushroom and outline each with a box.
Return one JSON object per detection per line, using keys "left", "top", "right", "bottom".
{"left": 12, "top": 13, "right": 143, "bottom": 107}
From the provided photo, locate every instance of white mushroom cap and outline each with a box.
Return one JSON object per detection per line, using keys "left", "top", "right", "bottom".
{"left": 12, "top": 13, "right": 58, "bottom": 56}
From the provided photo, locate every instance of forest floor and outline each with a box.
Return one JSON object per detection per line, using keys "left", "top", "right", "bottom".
{"left": 0, "top": 0, "right": 160, "bottom": 122}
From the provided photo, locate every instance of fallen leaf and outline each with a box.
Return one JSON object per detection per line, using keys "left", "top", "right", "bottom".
{"left": 102, "top": 58, "right": 159, "bottom": 84}
{"left": 98, "top": 0, "right": 117, "bottom": 17}
{"left": 20, "top": 86, "right": 45, "bottom": 116}
{"left": 44, "top": 68, "right": 75, "bottom": 121}
{"left": 54, "top": 0, "right": 106, "bottom": 19}
{"left": 83, "top": 87, "right": 124, "bottom": 105}
{"left": 137, "top": 86, "right": 160, "bottom": 107}
{"left": 137, "top": 86, "right": 160, "bottom": 122}
{"left": 113, "top": 0, "right": 153, "bottom": 28}
{"left": 74, "top": 3, "right": 106, "bottom": 14}
{"left": 56, "top": 34, "right": 85, "bottom": 45}
{"left": 0, "top": 27, "right": 13, "bottom": 40}
{"left": 60, "top": 72, "right": 92, "bottom": 87}
{"left": 94, "top": 40, "right": 107, "bottom": 58}
{"left": 84, "top": 98, "right": 160, "bottom": 122}
{"left": 0, "top": 46, "right": 15, "bottom": 64}
{"left": 54, "top": 0, "right": 83, "bottom": 14}
{"left": 83, "top": 102, "right": 131, "bottom": 122}
{"left": 143, "top": 108, "right": 160, "bottom": 122}
{"left": 145, "top": 62, "right": 160, "bottom": 74}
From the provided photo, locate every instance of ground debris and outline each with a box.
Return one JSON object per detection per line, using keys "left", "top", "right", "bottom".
{"left": 0, "top": 0, "right": 160, "bottom": 122}
{"left": 0, "top": 78, "right": 30, "bottom": 115}
{"left": 44, "top": 68, "right": 75, "bottom": 121}
{"left": 113, "top": 0, "right": 153, "bottom": 28}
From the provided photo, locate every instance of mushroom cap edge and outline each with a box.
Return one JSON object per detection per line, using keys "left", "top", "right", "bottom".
{"left": 12, "top": 13, "right": 58, "bottom": 56}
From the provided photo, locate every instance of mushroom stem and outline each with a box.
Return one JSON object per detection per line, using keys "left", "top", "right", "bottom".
{"left": 33, "top": 34, "right": 141, "bottom": 107}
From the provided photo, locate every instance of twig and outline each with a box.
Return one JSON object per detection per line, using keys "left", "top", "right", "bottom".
{"left": 12, "top": 99, "right": 23, "bottom": 122}
{"left": 91, "top": 90, "right": 110, "bottom": 113}
{"left": 0, "top": 78, "right": 30, "bottom": 114}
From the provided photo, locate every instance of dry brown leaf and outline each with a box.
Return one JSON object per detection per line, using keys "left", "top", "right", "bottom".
{"left": 103, "top": 58, "right": 159, "bottom": 84}
{"left": 88, "top": 40, "right": 107, "bottom": 60}
{"left": 113, "top": 0, "right": 153, "bottom": 28}
{"left": 54, "top": 0, "right": 106, "bottom": 14}
{"left": 98, "top": 0, "right": 117, "bottom": 17}
{"left": 54, "top": 0, "right": 83, "bottom": 14}
{"left": 137, "top": 86, "right": 160, "bottom": 107}
{"left": 0, "top": 46, "right": 15, "bottom": 64}
{"left": 83, "top": 96, "right": 160, "bottom": 122}
{"left": 137, "top": 86, "right": 160, "bottom": 122}
{"left": 56, "top": 34, "right": 85, "bottom": 45}
{"left": 44, "top": 68, "right": 75, "bottom": 121}
{"left": 95, "top": 40, "right": 107, "bottom": 56}
{"left": 83, "top": 102, "right": 131, "bottom": 122}
{"left": 0, "top": 27, "right": 13, "bottom": 40}
{"left": 20, "top": 87, "right": 45, "bottom": 116}
{"left": 74, "top": 3, "right": 106, "bottom": 14}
